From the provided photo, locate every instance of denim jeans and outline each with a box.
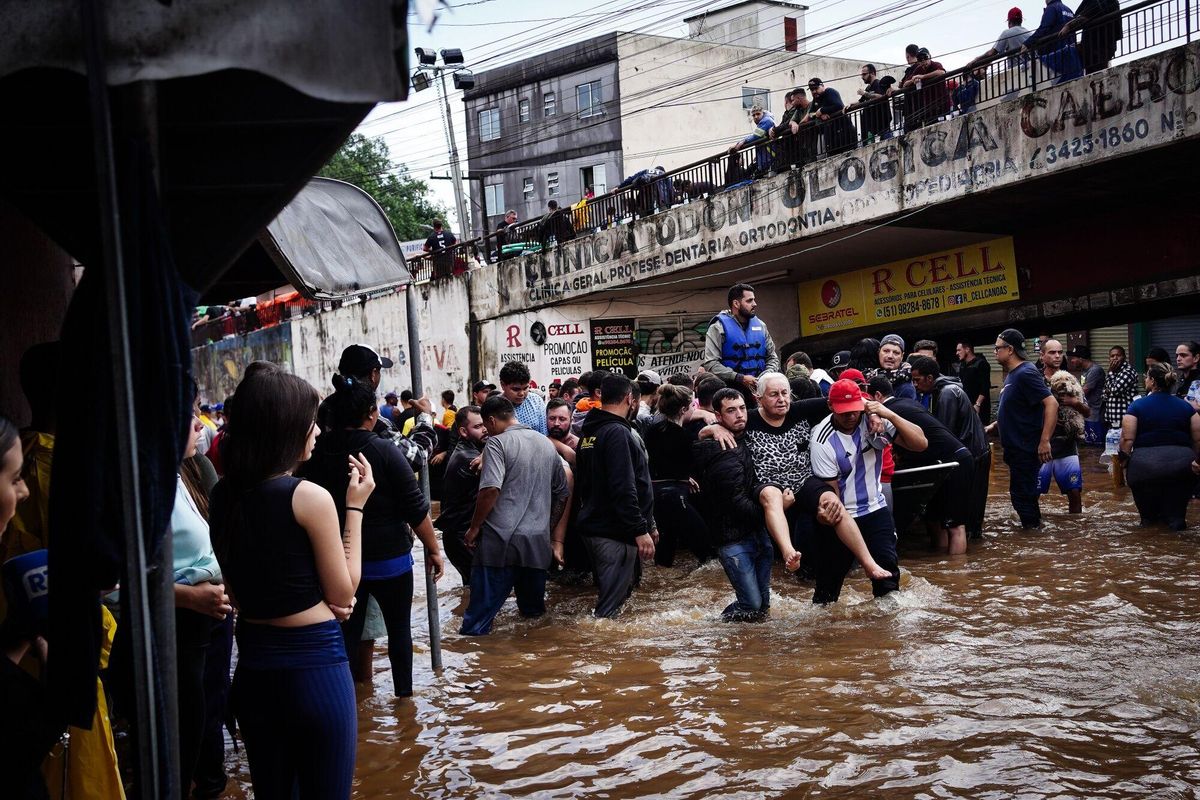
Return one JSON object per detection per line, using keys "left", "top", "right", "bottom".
{"left": 717, "top": 529, "right": 773, "bottom": 621}
{"left": 460, "top": 565, "right": 548, "bottom": 636}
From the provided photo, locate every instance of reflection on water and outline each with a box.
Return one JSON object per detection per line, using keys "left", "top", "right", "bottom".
{"left": 223, "top": 451, "right": 1200, "bottom": 798}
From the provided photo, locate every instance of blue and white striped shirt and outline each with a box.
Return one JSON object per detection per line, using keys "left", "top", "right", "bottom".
{"left": 809, "top": 416, "right": 895, "bottom": 518}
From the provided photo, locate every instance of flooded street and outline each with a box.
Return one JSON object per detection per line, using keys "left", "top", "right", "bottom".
{"left": 225, "top": 449, "right": 1200, "bottom": 798}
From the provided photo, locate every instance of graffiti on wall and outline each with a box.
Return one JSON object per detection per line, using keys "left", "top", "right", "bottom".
{"left": 191, "top": 324, "right": 293, "bottom": 403}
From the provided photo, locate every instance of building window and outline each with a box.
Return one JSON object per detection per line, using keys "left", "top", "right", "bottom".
{"left": 741, "top": 87, "right": 770, "bottom": 111}
{"left": 478, "top": 108, "right": 501, "bottom": 141}
{"left": 544, "top": 91, "right": 557, "bottom": 117}
{"left": 580, "top": 164, "right": 607, "bottom": 196}
{"left": 519, "top": 99, "right": 530, "bottom": 123}
{"left": 577, "top": 80, "right": 603, "bottom": 117}
{"left": 484, "top": 184, "right": 505, "bottom": 217}
{"left": 523, "top": 177, "right": 534, "bottom": 200}
{"left": 547, "top": 172, "right": 559, "bottom": 197}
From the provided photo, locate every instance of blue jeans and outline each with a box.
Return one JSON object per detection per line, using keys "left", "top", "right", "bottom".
{"left": 717, "top": 529, "right": 773, "bottom": 621}
{"left": 460, "top": 565, "right": 548, "bottom": 636}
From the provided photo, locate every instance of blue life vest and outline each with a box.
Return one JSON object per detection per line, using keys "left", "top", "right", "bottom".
{"left": 716, "top": 312, "right": 768, "bottom": 374}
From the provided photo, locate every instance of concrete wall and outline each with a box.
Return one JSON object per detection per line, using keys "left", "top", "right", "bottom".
{"left": 686, "top": 2, "right": 808, "bottom": 52}
{"left": 616, "top": 32, "right": 897, "bottom": 175}
{"left": 192, "top": 277, "right": 472, "bottom": 404}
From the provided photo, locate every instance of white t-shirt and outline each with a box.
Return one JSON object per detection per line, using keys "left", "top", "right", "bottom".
{"left": 809, "top": 415, "right": 895, "bottom": 518}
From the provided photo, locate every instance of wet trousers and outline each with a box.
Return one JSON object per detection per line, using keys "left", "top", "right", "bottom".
{"left": 1004, "top": 448, "right": 1042, "bottom": 528}
{"left": 812, "top": 508, "right": 900, "bottom": 604}
{"left": 340, "top": 570, "right": 414, "bottom": 696}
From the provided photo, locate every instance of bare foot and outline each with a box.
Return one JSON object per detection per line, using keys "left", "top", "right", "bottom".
{"left": 863, "top": 561, "right": 893, "bottom": 581}
{"left": 783, "top": 550, "right": 802, "bottom": 572}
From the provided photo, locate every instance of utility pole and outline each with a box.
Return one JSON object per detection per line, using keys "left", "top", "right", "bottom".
{"left": 413, "top": 48, "right": 475, "bottom": 241}
{"left": 437, "top": 69, "right": 472, "bottom": 241}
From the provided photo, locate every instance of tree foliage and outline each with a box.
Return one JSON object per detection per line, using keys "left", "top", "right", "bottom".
{"left": 318, "top": 133, "right": 448, "bottom": 241}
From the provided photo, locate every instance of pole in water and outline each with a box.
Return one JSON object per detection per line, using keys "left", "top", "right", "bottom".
{"left": 420, "top": 463, "right": 443, "bottom": 672}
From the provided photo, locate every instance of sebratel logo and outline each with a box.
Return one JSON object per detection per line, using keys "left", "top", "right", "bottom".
{"left": 821, "top": 280, "right": 842, "bottom": 309}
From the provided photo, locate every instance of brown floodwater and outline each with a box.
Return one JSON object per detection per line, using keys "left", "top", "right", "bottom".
{"left": 221, "top": 449, "right": 1200, "bottom": 798}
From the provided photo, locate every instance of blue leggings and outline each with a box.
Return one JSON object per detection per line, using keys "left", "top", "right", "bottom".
{"left": 231, "top": 620, "right": 356, "bottom": 800}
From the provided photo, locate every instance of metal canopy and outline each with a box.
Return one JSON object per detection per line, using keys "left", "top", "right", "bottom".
{"left": 257, "top": 177, "right": 412, "bottom": 300}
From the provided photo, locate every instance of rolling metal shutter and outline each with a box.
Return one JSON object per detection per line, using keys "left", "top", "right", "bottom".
{"left": 1087, "top": 325, "right": 1132, "bottom": 358}
{"left": 1146, "top": 316, "right": 1200, "bottom": 352}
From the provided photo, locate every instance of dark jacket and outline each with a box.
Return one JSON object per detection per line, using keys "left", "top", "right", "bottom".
{"left": 884, "top": 396, "right": 969, "bottom": 468}
{"left": 929, "top": 375, "right": 988, "bottom": 457}
{"left": 296, "top": 428, "right": 429, "bottom": 562}
{"left": 575, "top": 409, "right": 654, "bottom": 544}
{"left": 435, "top": 440, "right": 482, "bottom": 536}
{"left": 692, "top": 437, "right": 765, "bottom": 547}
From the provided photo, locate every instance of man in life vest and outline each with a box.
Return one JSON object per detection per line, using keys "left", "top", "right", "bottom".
{"left": 702, "top": 282, "right": 780, "bottom": 397}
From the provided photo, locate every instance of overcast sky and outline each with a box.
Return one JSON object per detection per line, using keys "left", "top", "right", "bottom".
{"left": 358, "top": 0, "right": 1057, "bottom": 236}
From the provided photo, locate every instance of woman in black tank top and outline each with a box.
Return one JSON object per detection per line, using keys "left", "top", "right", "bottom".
{"left": 210, "top": 366, "right": 375, "bottom": 800}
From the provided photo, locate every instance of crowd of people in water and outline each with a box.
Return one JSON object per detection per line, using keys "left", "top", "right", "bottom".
{"left": 4, "top": 280, "right": 1199, "bottom": 799}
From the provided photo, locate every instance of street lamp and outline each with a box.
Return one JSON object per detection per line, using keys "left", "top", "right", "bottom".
{"left": 411, "top": 49, "right": 472, "bottom": 242}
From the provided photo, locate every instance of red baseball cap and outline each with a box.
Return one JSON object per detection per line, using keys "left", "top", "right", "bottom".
{"left": 839, "top": 368, "right": 866, "bottom": 385}
{"left": 829, "top": 379, "right": 866, "bottom": 413}
{"left": 1007, "top": 6, "right": 1023, "bottom": 22}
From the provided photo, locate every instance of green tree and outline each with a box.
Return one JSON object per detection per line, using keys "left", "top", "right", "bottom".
{"left": 318, "top": 133, "right": 448, "bottom": 241}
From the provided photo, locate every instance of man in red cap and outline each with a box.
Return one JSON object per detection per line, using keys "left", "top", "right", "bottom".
{"left": 808, "top": 379, "right": 927, "bottom": 603}
{"left": 967, "top": 7, "right": 1031, "bottom": 98}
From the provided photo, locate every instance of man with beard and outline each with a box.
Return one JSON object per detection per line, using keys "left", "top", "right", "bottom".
{"left": 703, "top": 283, "right": 780, "bottom": 397}
{"left": 546, "top": 398, "right": 579, "bottom": 464}
{"left": 810, "top": 380, "right": 927, "bottom": 602}
{"left": 700, "top": 372, "right": 893, "bottom": 579}
{"left": 435, "top": 406, "right": 487, "bottom": 583}
{"left": 870, "top": 334, "right": 918, "bottom": 400}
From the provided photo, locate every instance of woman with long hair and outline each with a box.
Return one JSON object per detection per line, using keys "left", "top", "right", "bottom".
{"left": 1119, "top": 363, "right": 1200, "bottom": 531}
{"left": 210, "top": 369, "right": 374, "bottom": 799}
{"left": 298, "top": 375, "right": 444, "bottom": 697}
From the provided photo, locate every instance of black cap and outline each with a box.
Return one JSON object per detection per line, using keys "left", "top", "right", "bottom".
{"left": 337, "top": 344, "right": 392, "bottom": 377}
{"left": 998, "top": 329, "right": 1026, "bottom": 354}
{"left": 831, "top": 350, "right": 852, "bottom": 368}
{"left": 472, "top": 380, "right": 496, "bottom": 393}
{"left": 1068, "top": 345, "right": 1092, "bottom": 360}
{"left": 807, "top": 77, "right": 823, "bottom": 88}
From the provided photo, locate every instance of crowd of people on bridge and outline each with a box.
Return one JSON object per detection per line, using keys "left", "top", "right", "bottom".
{"left": 6, "top": 273, "right": 1199, "bottom": 799}
{"left": 447, "top": 0, "right": 1127, "bottom": 269}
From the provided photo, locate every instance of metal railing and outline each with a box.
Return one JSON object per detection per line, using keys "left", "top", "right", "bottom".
{"left": 406, "top": 0, "right": 1195, "bottom": 283}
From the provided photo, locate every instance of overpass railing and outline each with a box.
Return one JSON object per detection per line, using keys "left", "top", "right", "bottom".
{"left": 407, "top": 0, "right": 1196, "bottom": 283}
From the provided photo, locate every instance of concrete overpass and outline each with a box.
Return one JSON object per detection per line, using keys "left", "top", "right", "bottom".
{"left": 464, "top": 41, "right": 1200, "bottom": 383}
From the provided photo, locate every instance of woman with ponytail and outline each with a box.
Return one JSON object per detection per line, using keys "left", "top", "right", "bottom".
{"left": 297, "top": 374, "right": 444, "bottom": 698}
{"left": 210, "top": 369, "right": 374, "bottom": 799}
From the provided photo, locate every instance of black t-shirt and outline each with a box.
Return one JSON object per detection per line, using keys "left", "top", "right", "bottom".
{"left": 743, "top": 398, "right": 829, "bottom": 490}
{"left": 959, "top": 355, "right": 991, "bottom": 404}
{"left": 644, "top": 418, "right": 699, "bottom": 481}
{"left": 424, "top": 230, "right": 456, "bottom": 253}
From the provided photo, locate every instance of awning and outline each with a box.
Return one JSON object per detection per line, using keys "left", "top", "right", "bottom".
{"left": 0, "top": 0, "right": 410, "bottom": 299}
{"left": 256, "top": 177, "right": 412, "bottom": 300}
